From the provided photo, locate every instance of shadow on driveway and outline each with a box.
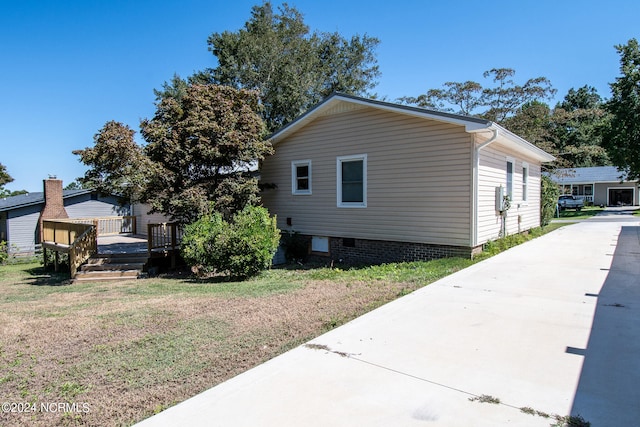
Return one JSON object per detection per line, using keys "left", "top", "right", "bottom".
{"left": 570, "top": 225, "right": 640, "bottom": 424}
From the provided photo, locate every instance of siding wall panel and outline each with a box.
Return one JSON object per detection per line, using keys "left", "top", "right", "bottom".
{"left": 6, "top": 205, "right": 41, "bottom": 254}
{"left": 65, "top": 194, "right": 129, "bottom": 218}
{"left": 132, "top": 204, "right": 173, "bottom": 236}
{"left": 5, "top": 195, "right": 129, "bottom": 254}
{"left": 261, "top": 106, "right": 473, "bottom": 247}
{"left": 477, "top": 142, "right": 542, "bottom": 244}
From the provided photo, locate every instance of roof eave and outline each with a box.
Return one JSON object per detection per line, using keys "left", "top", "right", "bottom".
{"left": 469, "top": 123, "right": 556, "bottom": 163}
{"left": 269, "top": 93, "right": 556, "bottom": 163}
{"left": 269, "top": 93, "right": 492, "bottom": 144}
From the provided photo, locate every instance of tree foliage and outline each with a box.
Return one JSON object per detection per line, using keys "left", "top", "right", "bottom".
{"left": 503, "top": 86, "right": 610, "bottom": 170}
{"left": 540, "top": 175, "right": 560, "bottom": 226}
{"left": 604, "top": 38, "right": 640, "bottom": 180}
{"left": 73, "top": 121, "right": 152, "bottom": 202}
{"left": 154, "top": 73, "right": 189, "bottom": 103}
{"left": 401, "top": 68, "right": 616, "bottom": 170}
{"left": 0, "top": 163, "right": 13, "bottom": 188}
{"left": 64, "top": 178, "right": 89, "bottom": 190}
{"left": 140, "top": 84, "right": 271, "bottom": 223}
{"left": 400, "top": 68, "right": 556, "bottom": 123}
{"left": 0, "top": 164, "right": 27, "bottom": 198}
{"left": 200, "top": 2, "right": 380, "bottom": 132}
{"left": 181, "top": 206, "right": 280, "bottom": 279}
{"left": 550, "top": 85, "right": 610, "bottom": 167}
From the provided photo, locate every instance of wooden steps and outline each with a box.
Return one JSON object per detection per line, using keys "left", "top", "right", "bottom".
{"left": 73, "top": 253, "right": 148, "bottom": 283}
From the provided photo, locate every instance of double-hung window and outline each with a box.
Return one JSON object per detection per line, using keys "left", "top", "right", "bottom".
{"left": 291, "top": 160, "right": 311, "bottom": 195}
{"left": 522, "top": 162, "right": 529, "bottom": 202}
{"left": 337, "top": 154, "right": 367, "bottom": 208}
{"left": 506, "top": 157, "right": 514, "bottom": 199}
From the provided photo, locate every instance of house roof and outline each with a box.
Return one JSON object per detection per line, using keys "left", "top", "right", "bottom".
{"left": 0, "top": 189, "right": 92, "bottom": 212}
{"left": 550, "top": 166, "right": 633, "bottom": 184}
{"left": 268, "top": 93, "right": 556, "bottom": 163}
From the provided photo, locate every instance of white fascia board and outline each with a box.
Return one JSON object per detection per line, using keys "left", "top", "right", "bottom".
{"left": 468, "top": 124, "right": 556, "bottom": 163}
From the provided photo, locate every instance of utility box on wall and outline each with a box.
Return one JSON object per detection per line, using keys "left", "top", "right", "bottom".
{"left": 495, "top": 186, "right": 505, "bottom": 212}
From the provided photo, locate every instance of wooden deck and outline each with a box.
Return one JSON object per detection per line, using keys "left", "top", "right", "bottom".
{"left": 97, "top": 234, "right": 148, "bottom": 255}
{"left": 43, "top": 218, "right": 183, "bottom": 277}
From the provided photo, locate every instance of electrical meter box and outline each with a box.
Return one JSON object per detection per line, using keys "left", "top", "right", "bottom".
{"left": 495, "top": 186, "right": 505, "bottom": 211}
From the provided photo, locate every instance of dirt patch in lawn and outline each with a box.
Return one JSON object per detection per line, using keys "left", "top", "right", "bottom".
{"left": 0, "top": 270, "right": 418, "bottom": 426}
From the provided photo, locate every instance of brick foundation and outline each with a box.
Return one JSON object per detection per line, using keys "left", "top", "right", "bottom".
{"left": 321, "top": 236, "right": 480, "bottom": 265}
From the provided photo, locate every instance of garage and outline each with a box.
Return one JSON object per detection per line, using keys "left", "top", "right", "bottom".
{"left": 608, "top": 188, "right": 634, "bottom": 206}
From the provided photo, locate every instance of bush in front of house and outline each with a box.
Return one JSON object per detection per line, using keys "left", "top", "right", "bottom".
{"left": 181, "top": 206, "right": 280, "bottom": 280}
{"left": 280, "top": 231, "right": 309, "bottom": 262}
{"left": 0, "top": 241, "right": 8, "bottom": 264}
{"left": 541, "top": 175, "right": 559, "bottom": 226}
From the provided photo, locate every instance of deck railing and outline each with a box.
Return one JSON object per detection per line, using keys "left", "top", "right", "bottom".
{"left": 60, "top": 216, "right": 136, "bottom": 236}
{"left": 42, "top": 220, "right": 97, "bottom": 278}
{"left": 148, "top": 223, "right": 183, "bottom": 252}
{"left": 69, "top": 226, "right": 97, "bottom": 279}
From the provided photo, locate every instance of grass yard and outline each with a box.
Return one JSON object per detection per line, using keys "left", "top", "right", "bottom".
{"left": 0, "top": 223, "right": 566, "bottom": 426}
{"left": 556, "top": 205, "right": 604, "bottom": 220}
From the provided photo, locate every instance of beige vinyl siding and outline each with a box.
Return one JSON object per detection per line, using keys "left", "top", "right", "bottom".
{"left": 261, "top": 106, "right": 473, "bottom": 247}
{"left": 132, "top": 203, "right": 172, "bottom": 235}
{"left": 477, "top": 143, "right": 542, "bottom": 244}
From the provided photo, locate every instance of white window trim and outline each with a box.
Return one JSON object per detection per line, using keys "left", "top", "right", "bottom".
{"left": 337, "top": 154, "right": 367, "bottom": 208}
{"left": 506, "top": 156, "right": 515, "bottom": 200}
{"left": 291, "top": 160, "right": 312, "bottom": 195}
{"left": 522, "top": 161, "right": 529, "bottom": 204}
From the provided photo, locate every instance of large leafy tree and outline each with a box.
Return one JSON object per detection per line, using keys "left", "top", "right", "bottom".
{"left": 73, "top": 121, "right": 152, "bottom": 202}
{"left": 400, "top": 68, "right": 555, "bottom": 124}
{"left": 504, "top": 86, "right": 610, "bottom": 170}
{"left": 503, "top": 101, "right": 554, "bottom": 150}
{"left": 154, "top": 73, "right": 189, "bottom": 103}
{"left": 140, "top": 84, "right": 271, "bottom": 223}
{"left": 604, "top": 38, "right": 640, "bottom": 180}
{"left": 198, "top": 2, "right": 380, "bottom": 132}
{"left": 550, "top": 85, "right": 610, "bottom": 167}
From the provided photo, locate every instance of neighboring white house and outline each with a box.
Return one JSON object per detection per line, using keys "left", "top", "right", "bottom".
{"left": 550, "top": 166, "right": 638, "bottom": 206}
{"left": 260, "top": 93, "right": 555, "bottom": 264}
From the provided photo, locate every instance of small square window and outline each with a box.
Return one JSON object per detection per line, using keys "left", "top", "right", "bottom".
{"left": 291, "top": 160, "right": 312, "bottom": 195}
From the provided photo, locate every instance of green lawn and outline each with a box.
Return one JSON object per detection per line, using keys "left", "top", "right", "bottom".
{"left": 0, "top": 223, "right": 565, "bottom": 426}
{"left": 556, "top": 205, "right": 604, "bottom": 220}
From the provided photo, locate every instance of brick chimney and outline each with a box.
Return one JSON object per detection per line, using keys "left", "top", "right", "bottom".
{"left": 38, "top": 178, "right": 69, "bottom": 242}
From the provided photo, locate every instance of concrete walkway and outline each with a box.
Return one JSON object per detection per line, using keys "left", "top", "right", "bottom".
{"left": 136, "top": 209, "right": 640, "bottom": 426}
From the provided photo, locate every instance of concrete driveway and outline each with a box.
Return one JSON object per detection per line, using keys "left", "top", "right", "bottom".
{"left": 136, "top": 208, "right": 640, "bottom": 426}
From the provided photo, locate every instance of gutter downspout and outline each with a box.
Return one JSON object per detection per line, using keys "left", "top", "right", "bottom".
{"left": 472, "top": 127, "right": 499, "bottom": 248}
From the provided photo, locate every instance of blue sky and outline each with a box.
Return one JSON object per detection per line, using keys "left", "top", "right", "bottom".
{"left": 1, "top": 0, "right": 638, "bottom": 192}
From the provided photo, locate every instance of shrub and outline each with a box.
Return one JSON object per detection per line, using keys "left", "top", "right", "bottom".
{"left": 541, "top": 174, "right": 559, "bottom": 226}
{"left": 280, "top": 231, "right": 309, "bottom": 262}
{"left": 42, "top": 249, "right": 70, "bottom": 270}
{"left": 181, "top": 206, "right": 280, "bottom": 280}
{"left": 0, "top": 240, "right": 7, "bottom": 264}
